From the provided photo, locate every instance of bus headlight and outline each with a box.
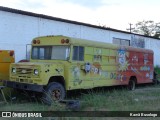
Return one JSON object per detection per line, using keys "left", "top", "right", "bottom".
{"left": 34, "top": 69, "right": 39, "bottom": 75}
{"left": 12, "top": 68, "right": 16, "bottom": 73}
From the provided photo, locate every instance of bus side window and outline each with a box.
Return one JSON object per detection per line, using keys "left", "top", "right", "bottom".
{"left": 72, "top": 46, "right": 84, "bottom": 61}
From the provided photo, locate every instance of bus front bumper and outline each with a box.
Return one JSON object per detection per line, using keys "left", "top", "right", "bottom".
{"left": 3, "top": 81, "right": 44, "bottom": 92}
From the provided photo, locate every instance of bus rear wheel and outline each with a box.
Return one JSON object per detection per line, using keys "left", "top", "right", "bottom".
{"left": 42, "top": 82, "right": 65, "bottom": 105}
{"left": 128, "top": 80, "right": 136, "bottom": 90}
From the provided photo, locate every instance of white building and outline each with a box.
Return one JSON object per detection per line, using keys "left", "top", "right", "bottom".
{"left": 0, "top": 6, "right": 160, "bottom": 66}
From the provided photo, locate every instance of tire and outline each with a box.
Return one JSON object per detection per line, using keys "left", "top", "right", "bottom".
{"left": 153, "top": 79, "right": 159, "bottom": 85}
{"left": 42, "top": 82, "right": 65, "bottom": 105}
{"left": 128, "top": 80, "right": 135, "bottom": 90}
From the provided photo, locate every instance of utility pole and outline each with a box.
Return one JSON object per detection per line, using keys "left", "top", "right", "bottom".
{"left": 126, "top": 23, "right": 134, "bottom": 33}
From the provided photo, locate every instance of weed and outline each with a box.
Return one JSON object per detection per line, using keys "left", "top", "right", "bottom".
{"left": 1, "top": 84, "right": 160, "bottom": 119}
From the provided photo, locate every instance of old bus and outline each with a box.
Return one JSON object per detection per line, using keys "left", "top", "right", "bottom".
{"left": 0, "top": 50, "right": 15, "bottom": 95}
{"left": 4, "top": 35, "right": 154, "bottom": 102}
{"left": 0, "top": 50, "right": 15, "bottom": 82}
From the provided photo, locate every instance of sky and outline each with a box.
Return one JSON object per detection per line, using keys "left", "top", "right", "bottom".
{"left": 0, "top": 0, "right": 160, "bottom": 31}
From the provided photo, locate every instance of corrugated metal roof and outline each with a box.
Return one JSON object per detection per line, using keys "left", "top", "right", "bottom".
{"left": 0, "top": 6, "right": 159, "bottom": 40}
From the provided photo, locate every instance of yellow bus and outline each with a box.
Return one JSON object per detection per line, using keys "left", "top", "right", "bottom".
{"left": 0, "top": 50, "right": 15, "bottom": 95}
{"left": 0, "top": 50, "right": 15, "bottom": 82}
{"left": 4, "top": 35, "right": 154, "bottom": 103}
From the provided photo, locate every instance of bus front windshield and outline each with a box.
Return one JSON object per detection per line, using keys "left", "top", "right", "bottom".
{"left": 31, "top": 46, "right": 70, "bottom": 60}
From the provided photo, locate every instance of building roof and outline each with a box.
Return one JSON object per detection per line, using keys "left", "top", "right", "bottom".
{"left": 0, "top": 6, "right": 159, "bottom": 40}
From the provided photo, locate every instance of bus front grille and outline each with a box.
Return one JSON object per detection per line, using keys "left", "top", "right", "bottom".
{"left": 16, "top": 68, "right": 33, "bottom": 75}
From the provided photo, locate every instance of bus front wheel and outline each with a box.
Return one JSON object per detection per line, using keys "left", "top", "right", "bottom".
{"left": 42, "top": 82, "right": 65, "bottom": 105}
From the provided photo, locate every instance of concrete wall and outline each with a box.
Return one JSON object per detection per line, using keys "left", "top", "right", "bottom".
{"left": 145, "top": 38, "right": 160, "bottom": 66}
{"left": 0, "top": 10, "right": 159, "bottom": 66}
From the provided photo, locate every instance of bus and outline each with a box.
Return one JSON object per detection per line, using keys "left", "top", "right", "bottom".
{"left": 0, "top": 50, "right": 15, "bottom": 95}
{"left": 4, "top": 35, "right": 154, "bottom": 103}
{"left": 0, "top": 50, "right": 15, "bottom": 82}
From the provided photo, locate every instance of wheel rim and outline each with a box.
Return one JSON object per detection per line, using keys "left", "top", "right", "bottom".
{"left": 52, "top": 89, "right": 61, "bottom": 100}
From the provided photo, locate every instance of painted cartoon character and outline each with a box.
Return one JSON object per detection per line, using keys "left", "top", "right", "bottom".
{"left": 72, "top": 67, "right": 80, "bottom": 78}
{"left": 118, "top": 49, "right": 129, "bottom": 71}
{"left": 118, "top": 50, "right": 126, "bottom": 65}
{"left": 72, "top": 66, "right": 82, "bottom": 85}
{"left": 132, "top": 55, "right": 138, "bottom": 63}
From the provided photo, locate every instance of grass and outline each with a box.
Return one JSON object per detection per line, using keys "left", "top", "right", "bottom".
{"left": 1, "top": 84, "right": 160, "bottom": 120}
{"left": 155, "top": 66, "right": 160, "bottom": 81}
{"left": 80, "top": 85, "right": 160, "bottom": 111}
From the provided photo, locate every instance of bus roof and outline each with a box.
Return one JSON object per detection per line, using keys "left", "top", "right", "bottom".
{"left": 33, "top": 35, "right": 153, "bottom": 54}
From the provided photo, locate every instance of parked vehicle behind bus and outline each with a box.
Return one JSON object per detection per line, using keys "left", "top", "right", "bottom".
{"left": 0, "top": 50, "right": 15, "bottom": 94}
{"left": 0, "top": 50, "right": 15, "bottom": 81}
{"left": 3, "top": 35, "right": 154, "bottom": 103}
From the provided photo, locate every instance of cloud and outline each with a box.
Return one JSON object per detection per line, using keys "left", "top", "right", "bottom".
{"left": 0, "top": 0, "right": 45, "bottom": 10}
{"left": 16, "top": 0, "right": 45, "bottom": 9}
{"left": 1, "top": 0, "right": 160, "bottom": 31}
{"left": 62, "top": 0, "right": 104, "bottom": 9}
{"left": 0, "top": 0, "right": 20, "bottom": 8}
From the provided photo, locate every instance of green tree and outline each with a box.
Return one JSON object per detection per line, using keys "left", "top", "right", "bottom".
{"left": 131, "top": 20, "right": 160, "bottom": 38}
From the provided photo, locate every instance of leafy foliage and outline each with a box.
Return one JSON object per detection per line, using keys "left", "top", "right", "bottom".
{"left": 132, "top": 20, "right": 160, "bottom": 38}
